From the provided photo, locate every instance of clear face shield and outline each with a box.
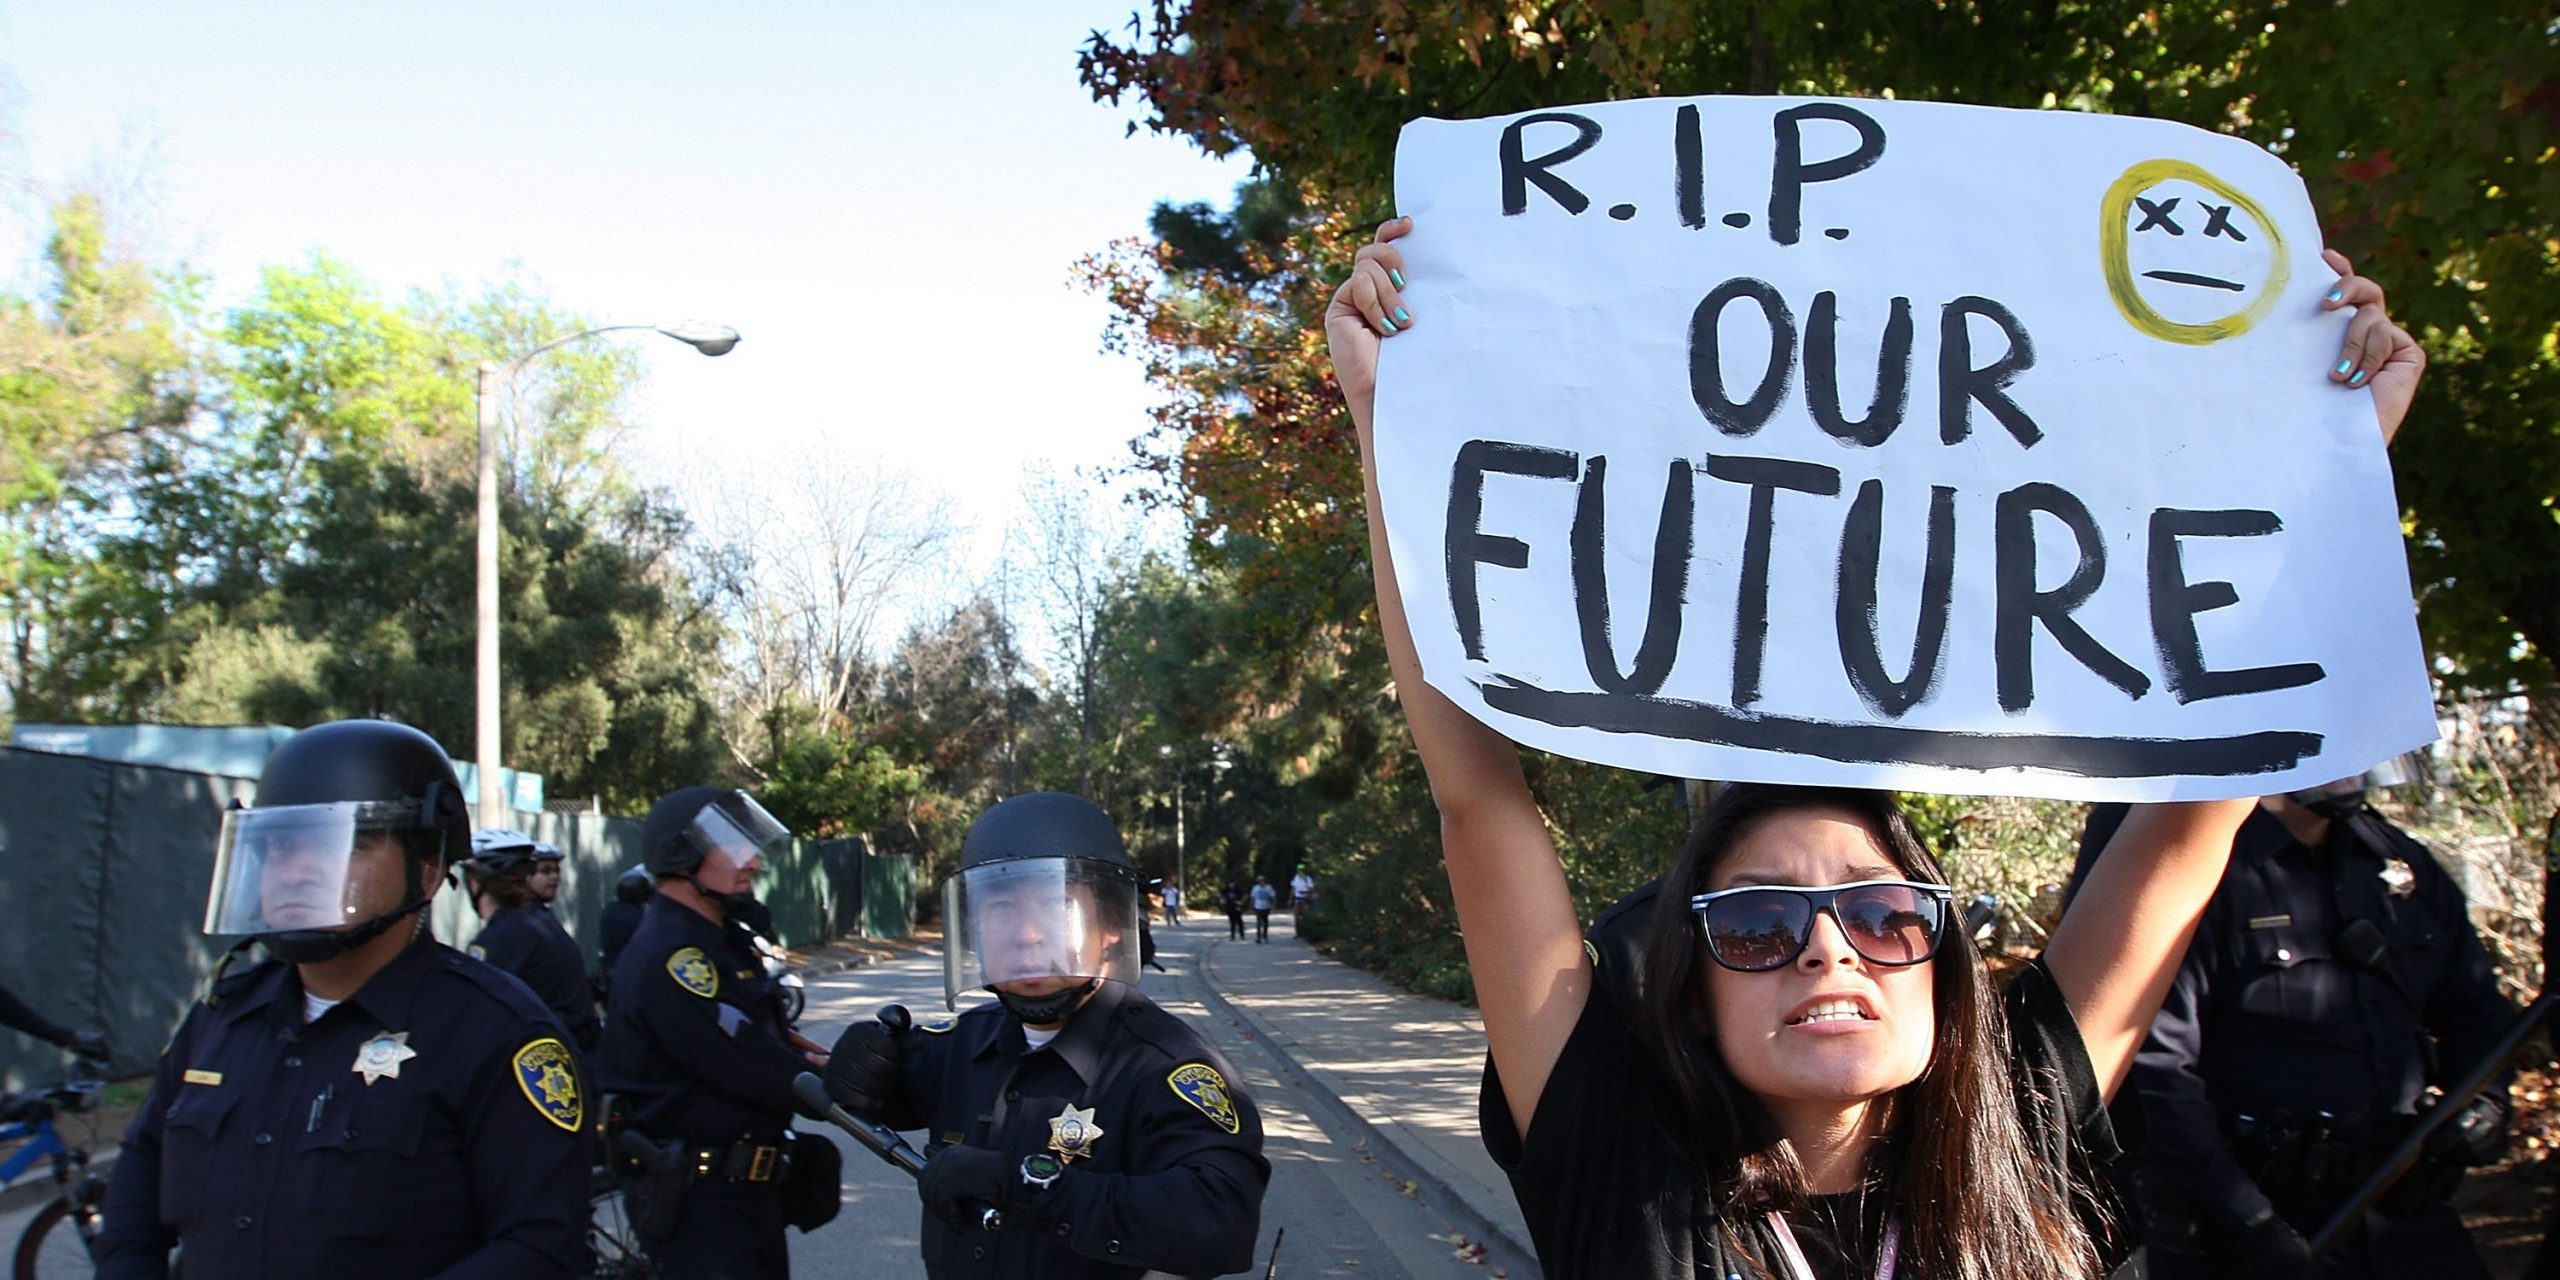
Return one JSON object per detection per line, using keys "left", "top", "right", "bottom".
{"left": 2285, "top": 750, "right": 2429, "bottom": 816}
{"left": 685, "top": 791, "right": 792, "bottom": 883}
{"left": 203, "top": 802, "right": 415, "bottom": 936}
{"left": 941, "top": 857, "right": 1143, "bottom": 1009}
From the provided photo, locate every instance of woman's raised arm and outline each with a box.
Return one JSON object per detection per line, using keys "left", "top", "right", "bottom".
{"left": 1329, "top": 217, "right": 1592, "bottom": 1135}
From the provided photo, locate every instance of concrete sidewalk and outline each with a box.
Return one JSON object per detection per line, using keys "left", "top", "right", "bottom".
{"left": 1183, "top": 916, "right": 1534, "bottom": 1264}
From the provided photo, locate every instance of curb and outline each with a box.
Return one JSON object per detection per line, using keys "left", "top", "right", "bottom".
{"left": 1193, "top": 936, "right": 1536, "bottom": 1265}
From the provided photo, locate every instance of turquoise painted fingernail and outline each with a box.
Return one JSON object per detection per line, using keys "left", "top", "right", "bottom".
{"left": 2326, "top": 287, "right": 2344, "bottom": 302}
{"left": 1390, "top": 269, "right": 1406, "bottom": 289}
{"left": 2349, "top": 369, "right": 2368, "bottom": 386}
{"left": 1380, "top": 315, "right": 1398, "bottom": 334}
{"left": 1394, "top": 307, "right": 1411, "bottom": 324}
{"left": 2335, "top": 358, "right": 2354, "bottom": 375}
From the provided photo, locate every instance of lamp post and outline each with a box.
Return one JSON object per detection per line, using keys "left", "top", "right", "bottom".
{"left": 474, "top": 321, "right": 739, "bottom": 822}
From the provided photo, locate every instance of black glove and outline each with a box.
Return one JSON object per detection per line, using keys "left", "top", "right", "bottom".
{"left": 918, "top": 1143, "right": 1017, "bottom": 1219}
{"left": 2229, "top": 1209, "right": 2320, "bottom": 1279}
{"left": 2426, "top": 1093, "right": 2509, "bottom": 1167}
{"left": 66, "top": 1028, "right": 108, "bottom": 1063}
{"left": 824, "top": 1013, "right": 906, "bottom": 1115}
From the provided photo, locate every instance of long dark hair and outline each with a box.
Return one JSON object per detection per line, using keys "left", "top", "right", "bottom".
{"left": 1634, "top": 784, "right": 2098, "bottom": 1280}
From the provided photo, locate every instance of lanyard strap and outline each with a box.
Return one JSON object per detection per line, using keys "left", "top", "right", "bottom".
{"left": 1767, "top": 1210, "right": 1900, "bottom": 1280}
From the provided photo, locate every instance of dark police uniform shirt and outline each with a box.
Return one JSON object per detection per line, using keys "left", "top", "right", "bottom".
{"left": 93, "top": 940, "right": 593, "bottom": 1279}
{"left": 2113, "top": 804, "right": 2514, "bottom": 1224}
{"left": 879, "top": 979, "right": 1270, "bottom": 1279}
{"left": 1481, "top": 953, "right": 2127, "bottom": 1280}
{"left": 474, "top": 901, "right": 601, "bottom": 1049}
{"left": 597, "top": 894, "right": 807, "bottom": 1143}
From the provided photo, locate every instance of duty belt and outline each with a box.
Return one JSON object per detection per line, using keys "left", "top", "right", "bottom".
{"left": 689, "top": 1139, "right": 788, "bottom": 1182}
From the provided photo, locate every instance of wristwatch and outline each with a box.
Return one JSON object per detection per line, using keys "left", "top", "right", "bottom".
{"left": 1019, "top": 1152, "right": 1065, "bottom": 1194}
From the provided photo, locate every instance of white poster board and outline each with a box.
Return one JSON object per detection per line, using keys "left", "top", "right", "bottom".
{"left": 1372, "top": 97, "right": 2436, "bottom": 802}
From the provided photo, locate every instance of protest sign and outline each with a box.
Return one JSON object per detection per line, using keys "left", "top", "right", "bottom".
{"left": 1372, "top": 97, "right": 2435, "bottom": 802}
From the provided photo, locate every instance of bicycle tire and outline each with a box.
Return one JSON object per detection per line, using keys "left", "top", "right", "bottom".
{"left": 12, "top": 1196, "right": 96, "bottom": 1280}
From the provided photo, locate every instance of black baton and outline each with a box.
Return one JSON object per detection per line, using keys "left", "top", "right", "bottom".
{"left": 793, "top": 1071, "right": 1002, "bottom": 1231}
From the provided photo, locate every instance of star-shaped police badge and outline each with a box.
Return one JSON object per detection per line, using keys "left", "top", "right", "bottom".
{"left": 1048, "top": 1103, "right": 1103, "bottom": 1163}
{"left": 353, "top": 1030, "right": 417, "bottom": 1085}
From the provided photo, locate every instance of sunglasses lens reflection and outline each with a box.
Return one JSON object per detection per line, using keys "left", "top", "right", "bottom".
{"left": 1705, "top": 893, "right": 1812, "bottom": 971}
{"left": 1837, "top": 885, "right": 1938, "bottom": 965}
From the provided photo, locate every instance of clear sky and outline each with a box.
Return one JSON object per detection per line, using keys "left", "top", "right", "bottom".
{"left": 0, "top": 1, "right": 1247, "bottom": 584}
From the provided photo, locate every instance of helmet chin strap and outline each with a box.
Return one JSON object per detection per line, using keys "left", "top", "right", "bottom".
{"left": 260, "top": 893, "right": 434, "bottom": 965}
{"left": 994, "top": 978, "right": 1099, "bottom": 1027}
{"left": 686, "top": 872, "right": 760, "bottom": 916}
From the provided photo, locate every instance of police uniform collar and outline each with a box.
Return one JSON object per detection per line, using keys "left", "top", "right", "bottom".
{"left": 972, "top": 979, "right": 1131, "bottom": 1085}
{"left": 228, "top": 936, "right": 443, "bottom": 1027}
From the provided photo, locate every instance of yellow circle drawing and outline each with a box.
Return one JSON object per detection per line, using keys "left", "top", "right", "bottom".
{"left": 2099, "top": 159, "right": 2289, "bottom": 345}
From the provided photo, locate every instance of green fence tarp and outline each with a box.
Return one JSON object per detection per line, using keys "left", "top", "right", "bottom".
{"left": 0, "top": 748, "right": 912, "bottom": 1092}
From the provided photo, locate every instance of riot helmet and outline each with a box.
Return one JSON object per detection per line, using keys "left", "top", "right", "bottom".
{"left": 2284, "top": 750, "right": 2428, "bottom": 821}
{"left": 615, "top": 864, "right": 656, "bottom": 905}
{"left": 942, "top": 792, "right": 1144, "bottom": 1020}
{"left": 642, "top": 787, "right": 790, "bottom": 912}
{"left": 204, "top": 720, "right": 470, "bottom": 965}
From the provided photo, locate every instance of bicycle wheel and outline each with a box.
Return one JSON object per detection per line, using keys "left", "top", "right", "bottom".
{"left": 12, "top": 1196, "right": 98, "bottom": 1280}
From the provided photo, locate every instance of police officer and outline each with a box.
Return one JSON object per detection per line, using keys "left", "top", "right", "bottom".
{"left": 598, "top": 864, "right": 653, "bottom": 995}
{"left": 93, "top": 719, "right": 594, "bottom": 1278}
{"left": 596, "top": 787, "right": 830, "bottom": 1280}
{"left": 465, "top": 827, "right": 602, "bottom": 1050}
{"left": 825, "top": 791, "right": 1269, "bottom": 1279}
{"left": 2078, "top": 760, "right": 2517, "bottom": 1279}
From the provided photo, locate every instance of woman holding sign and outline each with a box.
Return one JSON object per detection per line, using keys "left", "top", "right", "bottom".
{"left": 1326, "top": 215, "right": 2422, "bottom": 1280}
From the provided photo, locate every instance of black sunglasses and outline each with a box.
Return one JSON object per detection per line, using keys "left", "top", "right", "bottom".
{"left": 1686, "top": 879, "right": 1954, "bottom": 973}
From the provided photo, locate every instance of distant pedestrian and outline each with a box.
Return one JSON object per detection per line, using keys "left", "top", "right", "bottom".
{"left": 1289, "top": 866, "right": 1314, "bottom": 909}
{"left": 1249, "top": 877, "right": 1276, "bottom": 943}
{"left": 1161, "top": 878, "right": 1183, "bottom": 926}
{"left": 1221, "top": 885, "right": 1247, "bottom": 940}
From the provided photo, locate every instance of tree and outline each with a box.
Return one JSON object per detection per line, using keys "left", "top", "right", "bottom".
{"left": 0, "top": 192, "right": 201, "bottom": 718}
{"left": 30, "top": 254, "right": 733, "bottom": 810}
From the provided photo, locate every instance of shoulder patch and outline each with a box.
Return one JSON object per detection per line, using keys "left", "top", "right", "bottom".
{"left": 513, "top": 1037, "right": 584, "bottom": 1132}
{"left": 667, "top": 947, "right": 719, "bottom": 998}
{"left": 1583, "top": 938, "right": 1601, "bottom": 969}
{"left": 1167, "top": 1062, "right": 1240, "bottom": 1134}
{"left": 916, "top": 1016, "right": 958, "bottom": 1035}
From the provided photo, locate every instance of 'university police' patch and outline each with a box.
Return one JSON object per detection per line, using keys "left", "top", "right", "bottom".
{"left": 916, "top": 1016, "right": 957, "bottom": 1035}
{"left": 667, "top": 947, "right": 719, "bottom": 998}
{"left": 513, "top": 1037, "right": 583, "bottom": 1132}
{"left": 1167, "top": 1063, "right": 1240, "bottom": 1134}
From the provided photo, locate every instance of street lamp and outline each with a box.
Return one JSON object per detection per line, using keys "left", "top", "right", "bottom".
{"left": 1158, "top": 743, "right": 1234, "bottom": 915}
{"left": 474, "top": 321, "right": 740, "bottom": 822}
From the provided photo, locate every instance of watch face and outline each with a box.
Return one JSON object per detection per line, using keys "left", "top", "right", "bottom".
{"left": 1023, "top": 1153, "right": 1064, "bottom": 1181}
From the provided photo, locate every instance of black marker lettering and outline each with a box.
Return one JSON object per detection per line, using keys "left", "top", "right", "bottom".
{"left": 1446, "top": 440, "right": 1578, "bottom": 660}
{"left": 1938, "top": 296, "right": 2043, "bottom": 447}
{"left": 1676, "top": 104, "right": 1705, "bottom": 229}
{"left": 1706, "top": 454, "right": 1842, "bottom": 708}
{"left": 1689, "top": 278, "right": 1797, "bottom": 436}
{"left": 1500, "top": 112, "right": 1603, "bottom": 216}
{"left": 1770, "top": 103, "right": 1886, "bottom": 246}
{"left": 1570, "top": 456, "right": 1695, "bottom": 695}
{"left": 1994, "top": 482, "right": 2148, "bottom": 710}
{"left": 1837, "top": 480, "right": 1956, "bottom": 717}
{"left": 1805, "top": 291, "right": 1914, "bottom": 446}
{"left": 2149, "top": 508, "right": 2325, "bottom": 702}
